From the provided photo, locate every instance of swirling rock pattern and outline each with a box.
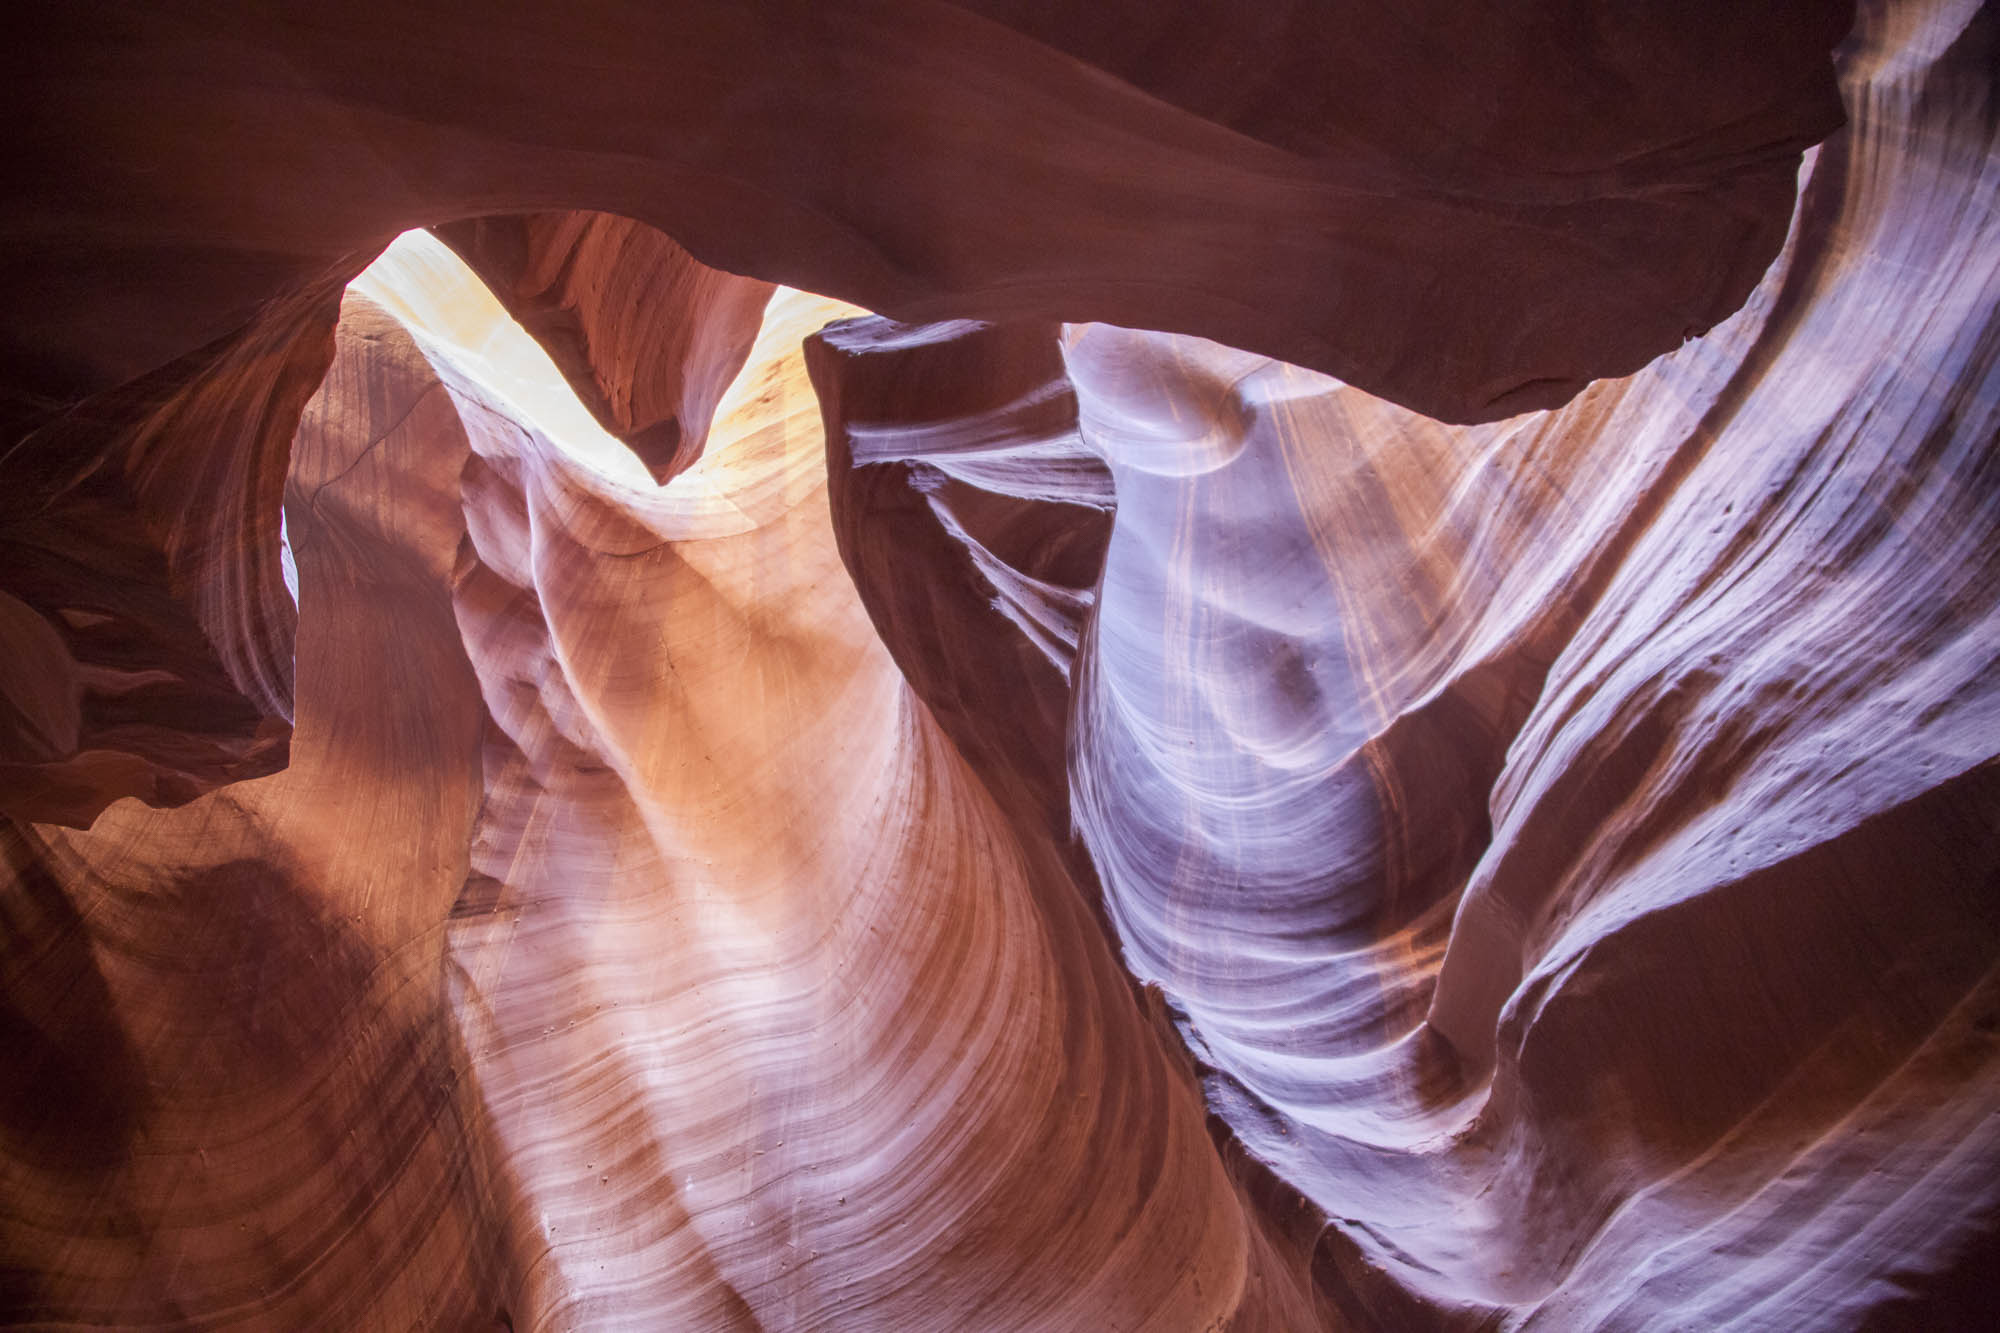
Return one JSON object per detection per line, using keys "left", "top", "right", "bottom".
{"left": 3, "top": 0, "right": 1848, "bottom": 431}
{"left": 1, "top": 0, "right": 1851, "bottom": 830}
{"left": 433, "top": 213, "right": 776, "bottom": 483}
{"left": 3, "top": 0, "right": 1998, "bottom": 1329}
{"left": 807, "top": 315, "right": 1113, "bottom": 840}
{"left": 817, "top": 0, "right": 2000, "bottom": 1325}
{"left": 0, "top": 276, "right": 345, "bottom": 827}
{"left": 0, "top": 282, "right": 506, "bottom": 1329}
{"left": 2, "top": 239, "right": 1327, "bottom": 1329}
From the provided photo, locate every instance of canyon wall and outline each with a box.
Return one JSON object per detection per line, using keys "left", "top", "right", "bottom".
{"left": 5, "top": 0, "right": 1998, "bottom": 1329}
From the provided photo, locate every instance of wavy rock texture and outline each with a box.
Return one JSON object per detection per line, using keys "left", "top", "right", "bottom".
{"left": 0, "top": 0, "right": 1858, "bottom": 826}
{"left": 819, "top": 1, "right": 2000, "bottom": 1326}
{"left": 3, "top": 0, "right": 1998, "bottom": 1330}
{"left": 808, "top": 316, "right": 1113, "bottom": 843}
{"left": 433, "top": 213, "right": 776, "bottom": 483}
{"left": 0, "top": 276, "right": 344, "bottom": 827}
{"left": 0, "top": 212, "right": 772, "bottom": 830}
{"left": 3, "top": 0, "right": 1848, "bottom": 433}
{"left": 2, "top": 238, "right": 1327, "bottom": 1330}
{"left": 1, "top": 277, "right": 507, "bottom": 1329}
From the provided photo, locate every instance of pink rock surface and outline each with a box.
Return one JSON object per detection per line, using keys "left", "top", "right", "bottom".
{"left": 2, "top": 0, "right": 1846, "bottom": 430}
{"left": 816, "top": 2, "right": 2000, "bottom": 1324}
{"left": 0, "top": 276, "right": 343, "bottom": 825}
{"left": 4, "top": 0, "right": 1997, "bottom": 1329}
{"left": 434, "top": 213, "right": 776, "bottom": 483}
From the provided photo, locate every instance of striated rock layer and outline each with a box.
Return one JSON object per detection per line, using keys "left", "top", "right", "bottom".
{"left": 813, "top": 0, "right": 2000, "bottom": 1326}
{"left": 0, "top": 0, "right": 1856, "bottom": 829}
{"left": 0, "top": 277, "right": 342, "bottom": 826}
{"left": 433, "top": 213, "right": 776, "bottom": 484}
{"left": 3, "top": 0, "right": 1998, "bottom": 1329}
{"left": 3, "top": 0, "right": 1849, "bottom": 431}
{"left": 3, "top": 241, "right": 1328, "bottom": 1330}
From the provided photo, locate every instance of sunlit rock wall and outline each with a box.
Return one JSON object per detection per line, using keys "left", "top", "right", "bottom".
{"left": 0, "top": 0, "right": 1855, "bottom": 829}
{"left": 4, "top": 0, "right": 1998, "bottom": 1329}
{"left": 815, "top": 1, "right": 2000, "bottom": 1326}
{"left": 1, "top": 240, "right": 1329, "bottom": 1329}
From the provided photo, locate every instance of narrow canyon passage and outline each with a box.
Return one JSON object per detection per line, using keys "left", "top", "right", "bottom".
{"left": 3, "top": 0, "right": 1998, "bottom": 1329}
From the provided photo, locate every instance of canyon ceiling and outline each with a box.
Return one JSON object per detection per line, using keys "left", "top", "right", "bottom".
{"left": 3, "top": 1, "right": 1998, "bottom": 1330}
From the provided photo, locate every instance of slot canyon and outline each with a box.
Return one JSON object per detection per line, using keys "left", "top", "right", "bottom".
{"left": 3, "top": 1, "right": 1997, "bottom": 1329}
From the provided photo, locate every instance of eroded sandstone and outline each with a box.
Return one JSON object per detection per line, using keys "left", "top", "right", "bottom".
{"left": 4, "top": 0, "right": 1997, "bottom": 1329}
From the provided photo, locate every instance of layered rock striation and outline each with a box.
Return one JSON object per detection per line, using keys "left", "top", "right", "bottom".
{"left": 4, "top": 0, "right": 1850, "bottom": 431}
{"left": 815, "top": 1, "right": 2000, "bottom": 1324}
{"left": 433, "top": 213, "right": 776, "bottom": 483}
{"left": 5, "top": 0, "right": 1999, "bottom": 1329}
{"left": 0, "top": 0, "right": 1858, "bottom": 830}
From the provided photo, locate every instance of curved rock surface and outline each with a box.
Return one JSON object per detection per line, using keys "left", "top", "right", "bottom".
{"left": 0, "top": 0, "right": 1857, "bottom": 826}
{"left": 0, "top": 277, "right": 342, "bottom": 826}
{"left": 4, "top": 239, "right": 1327, "bottom": 1330}
{"left": 433, "top": 212, "right": 776, "bottom": 483}
{"left": 814, "top": 0, "right": 2000, "bottom": 1325}
{"left": 3, "top": 0, "right": 1998, "bottom": 1329}
{"left": 4, "top": 0, "right": 1847, "bottom": 433}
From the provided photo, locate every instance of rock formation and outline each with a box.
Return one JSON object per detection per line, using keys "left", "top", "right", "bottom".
{"left": 5, "top": 0, "right": 1999, "bottom": 1329}
{"left": 2, "top": 0, "right": 1851, "bottom": 430}
{"left": 433, "top": 213, "right": 776, "bottom": 483}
